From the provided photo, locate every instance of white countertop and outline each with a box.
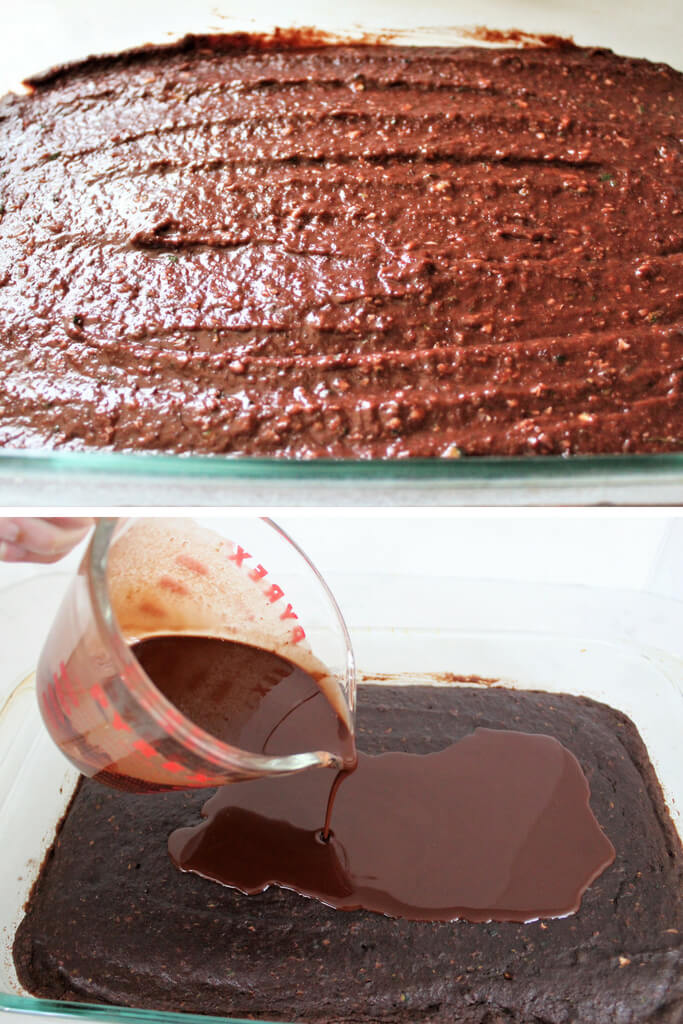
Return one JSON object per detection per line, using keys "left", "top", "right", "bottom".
{"left": 2, "top": 512, "right": 682, "bottom": 633}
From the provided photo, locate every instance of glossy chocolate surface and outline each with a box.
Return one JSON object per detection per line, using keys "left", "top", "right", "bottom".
{"left": 170, "top": 728, "right": 615, "bottom": 922}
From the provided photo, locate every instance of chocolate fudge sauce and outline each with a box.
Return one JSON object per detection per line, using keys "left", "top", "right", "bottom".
{"left": 133, "top": 634, "right": 355, "bottom": 766}
{"left": 134, "top": 633, "right": 613, "bottom": 922}
{"left": 0, "top": 38, "right": 681, "bottom": 456}
{"left": 169, "top": 729, "right": 615, "bottom": 923}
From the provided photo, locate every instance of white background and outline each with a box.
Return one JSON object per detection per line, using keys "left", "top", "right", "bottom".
{"left": 1, "top": 513, "right": 681, "bottom": 683}
{"left": 2, "top": 511, "right": 682, "bottom": 600}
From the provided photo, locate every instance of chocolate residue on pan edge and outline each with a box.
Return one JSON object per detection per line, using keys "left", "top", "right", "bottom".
{"left": 23, "top": 26, "right": 574, "bottom": 89}
{"left": 20, "top": 782, "right": 81, "bottom": 914}
{"left": 361, "top": 672, "right": 501, "bottom": 686}
{"left": 458, "top": 26, "right": 576, "bottom": 49}
{"left": 22, "top": 29, "right": 389, "bottom": 89}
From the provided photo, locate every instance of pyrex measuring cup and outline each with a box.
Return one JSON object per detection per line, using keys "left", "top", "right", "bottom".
{"left": 36, "top": 518, "right": 356, "bottom": 791}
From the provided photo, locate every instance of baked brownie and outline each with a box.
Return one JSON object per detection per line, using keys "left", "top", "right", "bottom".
{"left": 0, "top": 39, "right": 681, "bottom": 456}
{"left": 14, "top": 685, "right": 682, "bottom": 1022}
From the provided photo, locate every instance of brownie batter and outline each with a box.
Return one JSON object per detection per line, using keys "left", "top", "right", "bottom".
{"left": 0, "top": 38, "right": 681, "bottom": 456}
{"left": 14, "top": 685, "right": 683, "bottom": 1022}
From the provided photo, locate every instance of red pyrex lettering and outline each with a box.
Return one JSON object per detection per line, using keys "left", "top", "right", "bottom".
{"left": 227, "top": 540, "right": 306, "bottom": 646}
{"left": 111, "top": 711, "right": 131, "bottom": 732}
{"left": 228, "top": 545, "right": 251, "bottom": 568}
{"left": 90, "top": 683, "right": 109, "bottom": 711}
{"left": 58, "top": 661, "right": 80, "bottom": 709}
{"left": 133, "top": 738, "right": 157, "bottom": 759}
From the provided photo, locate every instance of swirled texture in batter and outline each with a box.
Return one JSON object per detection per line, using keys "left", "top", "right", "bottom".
{"left": 0, "top": 38, "right": 681, "bottom": 456}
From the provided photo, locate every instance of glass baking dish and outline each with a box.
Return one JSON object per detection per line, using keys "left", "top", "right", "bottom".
{"left": 0, "top": 568, "right": 681, "bottom": 1022}
{"left": 0, "top": 0, "right": 681, "bottom": 506}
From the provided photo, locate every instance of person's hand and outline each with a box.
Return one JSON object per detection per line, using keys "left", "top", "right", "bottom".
{"left": 0, "top": 517, "right": 93, "bottom": 564}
